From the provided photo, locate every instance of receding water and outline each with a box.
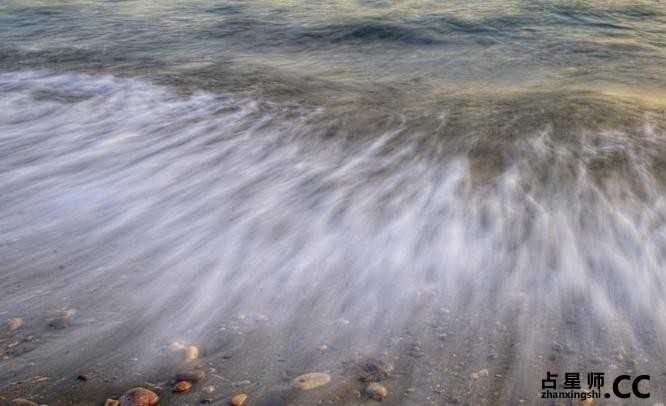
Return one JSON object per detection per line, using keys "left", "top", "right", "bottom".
{"left": 1, "top": 1, "right": 666, "bottom": 405}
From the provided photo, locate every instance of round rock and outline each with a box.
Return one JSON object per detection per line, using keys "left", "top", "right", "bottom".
{"left": 231, "top": 393, "right": 248, "bottom": 406}
{"left": 175, "top": 369, "right": 205, "bottom": 383}
{"left": 365, "top": 383, "right": 388, "bottom": 401}
{"left": 119, "top": 387, "right": 159, "bottom": 406}
{"left": 8, "top": 318, "right": 23, "bottom": 332}
{"left": 185, "top": 345, "right": 199, "bottom": 362}
{"left": 291, "top": 372, "right": 331, "bottom": 390}
{"left": 173, "top": 380, "right": 192, "bottom": 392}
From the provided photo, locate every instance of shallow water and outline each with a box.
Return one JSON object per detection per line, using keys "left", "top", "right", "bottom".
{"left": 1, "top": 1, "right": 666, "bottom": 405}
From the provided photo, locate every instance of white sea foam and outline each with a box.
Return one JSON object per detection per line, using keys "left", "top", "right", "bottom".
{"left": 1, "top": 71, "right": 666, "bottom": 393}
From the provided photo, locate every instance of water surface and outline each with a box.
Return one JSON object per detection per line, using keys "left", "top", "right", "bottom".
{"left": 1, "top": 1, "right": 666, "bottom": 405}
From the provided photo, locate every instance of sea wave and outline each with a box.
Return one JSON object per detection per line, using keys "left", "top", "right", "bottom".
{"left": 2, "top": 70, "right": 666, "bottom": 402}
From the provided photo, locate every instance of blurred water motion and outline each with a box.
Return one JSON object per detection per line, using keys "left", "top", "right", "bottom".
{"left": 1, "top": 1, "right": 666, "bottom": 405}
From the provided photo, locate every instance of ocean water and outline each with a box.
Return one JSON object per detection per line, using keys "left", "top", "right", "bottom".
{"left": 1, "top": 1, "right": 666, "bottom": 405}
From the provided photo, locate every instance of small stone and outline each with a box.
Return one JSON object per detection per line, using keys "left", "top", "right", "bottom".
{"left": 203, "top": 385, "right": 215, "bottom": 393}
{"left": 365, "top": 383, "right": 388, "bottom": 401}
{"left": 231, "top": 393, "right": 248, "bottom": 406}
{"left": 9, "top": 400, "right": 38, "bottom": 406}
{"left": 48, "top": 309, "right": 75, "bottom": 329}
{"left": 175, "top": 369, "right": 205, "bottom": 383}
{"left": 318, "top": 344, "right": 328, "bottom": 353}
{"left": 578, "top": 391, "right": 594, "bottom": 405}
{"left": 77, "top": 374, "right": 90, "bottom": 382}
{"left": 8, "top": 318, "right": 23, "bottom": 332}
{"left": 105, "top": 400, "right": 120, "bottom": 406}
{"left": 357, "top": 359, "right": 393, "bottom": 382}
{"left": 551, "top": 341, "right": 564, "bottom": 353}
{"left": 471, "top": 368, "right": 489, "bottom": 379}
{"left": 291, "top": 372, "right": 331, "bottom": 390}
{"left": 119, "top": 387, "right": 159, "bottom": 406}
{"left": 185, "top": 345, "right": 199, "bottom": 362}
{"left": 408, "top": 343, "right": 425, "bottom": 358}
{"left": 438, "top": 333, "right": 448, "bottom": 341}
{"left": 169, "top": 341, "right": 186, "bottom": 352}
{"left": 173, "top": 380, "right": 193, "bottom": 392}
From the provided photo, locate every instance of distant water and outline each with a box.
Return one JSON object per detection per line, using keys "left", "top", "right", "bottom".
{"left": 1, "top": 1, "right": 666, "bottom": 405}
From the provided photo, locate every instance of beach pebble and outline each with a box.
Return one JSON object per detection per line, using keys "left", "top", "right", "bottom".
{"left": 318, "top": 344, "right": 328, "bottom": 352}
{"left": 471, "top": 368, "right": 489, "bottom": 379}
{"left": 173, "top": 380, "right": 192, "bottom": 392}
{"left": 408, "top": 342, "right": 425, "bottom": 358}
{"left": 175, "top": 369, "right": 205, "bottom": 382}
{"left": 357, "top": 359, "right": 393, "bottom": 382}
{"left": 551, "top": 341, "right": 565, "bottom": 353}
{"left": 185, "top": 345, "right": 199, "bottom": 362}
{"left": 231, "top": 393, "right": 248, "bottom": 405}
{"left": 365, "top": 383, "right": 388, "bottom": 401}
{"left": 168, "top": 341, "right": 186, "bottom": 352}
{"left": 291, "top": 372, "right": 331, "bottom": 390}
{"left": 48, "top": 309, "right": 75, "bottom": 329}
{"left": 119, "top": 387, "right": 159, "bottom": 406}
{"left": 9, "top": 399, "right": 38, "bottom": 406}
{"left": 578, "top": 394, "right": 594, "bottom": 405}
{"left": 105, "top": 399, "right": 120, "bottom": 406}
{"left": 8, "top": 318, "right": 23, "bottom": 332}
